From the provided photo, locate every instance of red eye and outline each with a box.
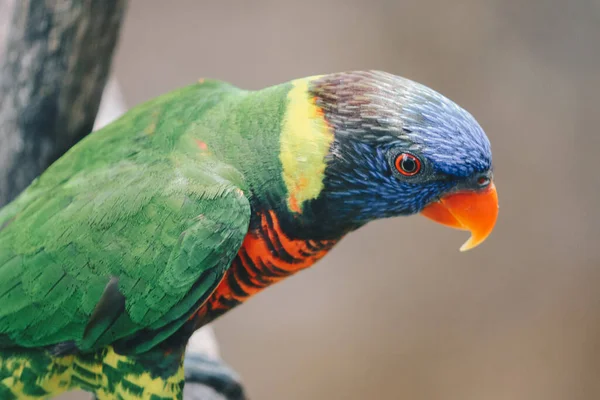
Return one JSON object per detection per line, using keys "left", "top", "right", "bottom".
{"left": 394, "top": 153, "right": 421, "bottom": 176}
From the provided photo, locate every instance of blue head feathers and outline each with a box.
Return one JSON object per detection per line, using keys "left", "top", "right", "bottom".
{"left": 399, "top": 77, "right": 492, "bottom": 177}
{"left": 302, "top": 70, "right": 493, "bottom": 237}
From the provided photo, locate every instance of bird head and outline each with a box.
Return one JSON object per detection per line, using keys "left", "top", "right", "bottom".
{"left": 294, "top": 70, "right": 498, "bottom": 250}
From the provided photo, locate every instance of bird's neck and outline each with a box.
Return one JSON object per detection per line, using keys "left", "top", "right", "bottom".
{"left": 237, "top": 76, "right": 336, "bottom": 219}
{"left": 181, "top": 76, "right": 352, "bottom": 239}
{"left": 200, "top": 76, "right": 346, "bottom": 237}
{"left": 176, "top": 77, "right": 358, "bottom": 331}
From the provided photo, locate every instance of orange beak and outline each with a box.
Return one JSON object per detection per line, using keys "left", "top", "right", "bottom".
{"left": 420, "top": 182, "right": 499, "bottom": 251}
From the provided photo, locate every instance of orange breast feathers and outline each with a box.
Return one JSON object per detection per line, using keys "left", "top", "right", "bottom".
{"left": 194, "top": 210, "right": 337, "bottom": 323}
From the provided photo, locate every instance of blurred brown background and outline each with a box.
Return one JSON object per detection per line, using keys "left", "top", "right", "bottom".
{"left": 18, "top": 0, "right": 600, "bottom": 399}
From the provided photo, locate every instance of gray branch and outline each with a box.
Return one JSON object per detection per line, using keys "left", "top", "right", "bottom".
{"left": 0, "top": 0, "right": 127, "bottom": 206}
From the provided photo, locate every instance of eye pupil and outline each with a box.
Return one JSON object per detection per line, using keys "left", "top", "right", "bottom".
{"left": 394, "top": 153, "right": 422, "bottom": 176}
{"left": 402, "top": 158, "right": 416, "bottom": 172}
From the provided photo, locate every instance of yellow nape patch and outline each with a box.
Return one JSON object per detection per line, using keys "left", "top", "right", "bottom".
{"left": 280, "top": 76, "right": 334, "bottom": 213}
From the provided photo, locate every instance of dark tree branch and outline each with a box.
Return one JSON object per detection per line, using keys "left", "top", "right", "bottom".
{"left": 0, "top": 0, "right": 127, "bottom": 206}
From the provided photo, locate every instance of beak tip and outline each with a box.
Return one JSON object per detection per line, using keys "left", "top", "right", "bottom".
{"left": 459, "top": 238, "right": 475, "bottom": 252}
{"left": 422, "top": 182, "right": 498, "bottom": 253}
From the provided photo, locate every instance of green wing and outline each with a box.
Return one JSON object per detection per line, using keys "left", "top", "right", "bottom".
{"left": 0, "top": 151, "right": 250, "bottom": 354}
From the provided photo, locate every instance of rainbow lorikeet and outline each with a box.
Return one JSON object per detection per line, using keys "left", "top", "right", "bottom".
{"left": 0, "top": 70, "right": 498, "bottom": 399}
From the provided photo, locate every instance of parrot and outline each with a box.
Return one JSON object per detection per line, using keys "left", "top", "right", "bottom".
{"left": 0, "top": 70, "right": 498, "bottom": 399}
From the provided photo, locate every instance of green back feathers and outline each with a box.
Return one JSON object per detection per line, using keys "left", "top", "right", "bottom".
{"left": 0, "top": 75, "right": 334, "bottom": 352}
{"left": 0, "top": 80, "right": 252, "bottom": 352}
